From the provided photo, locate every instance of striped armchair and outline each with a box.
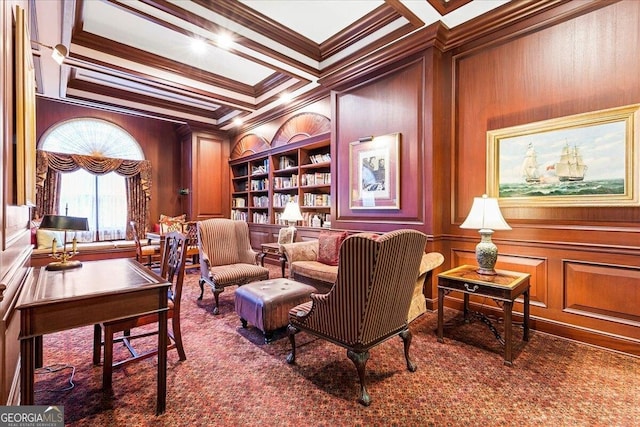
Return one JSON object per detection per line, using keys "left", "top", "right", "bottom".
{"left": 197, "top": 219, "right": 269, "bottom": 314}
{"left": 286, "top": 229, "right": 428, "bottom": 406}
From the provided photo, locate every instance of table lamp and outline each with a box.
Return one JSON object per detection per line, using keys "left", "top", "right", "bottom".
{"left": 39, "top": 214, "right": 90, "bottom": 271}
{"left": 460, "top": 194, "right": 511, "bottom": 275}
{"left": 280, "top": 201, "right": 304, "bottom": 235}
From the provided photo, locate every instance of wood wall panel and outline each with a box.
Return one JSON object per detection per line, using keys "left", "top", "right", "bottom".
{"left": 187, "top": 133, "right": 229, "bottom": 220}
{"left": 452, "top": 1, "right": 640, "bottom": 227}
{"left": 445, "top": 1, "right": 640, "bottom": 354}
{"left": 334, "top": 55, "right": 427, "bottom": 232}
{"left": 563, "top": 261, "right": 640, "bottom": 326}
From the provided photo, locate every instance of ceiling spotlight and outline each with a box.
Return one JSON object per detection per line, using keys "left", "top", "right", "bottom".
{"left": 31, "top": 41, "right": 68, "bottom": 65}
{"left": 233, "top": 118, "right": 243, "bottom": 127}
{"left": 217, "top": 33, "right": 233, "bottom": 49}
{"left": 279, "top": 92, "right": 293, "bottom": 104}
{"left": 190, "top": 38, "right": 207, "bottom": 54}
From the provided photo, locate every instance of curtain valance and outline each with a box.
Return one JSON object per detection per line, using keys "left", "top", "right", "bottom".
{"left": 36, "top": 150, "right": 151, "bottom": 199}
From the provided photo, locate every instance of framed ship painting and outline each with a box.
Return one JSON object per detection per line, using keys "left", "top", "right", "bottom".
{"left": 486, "top": 104, "right": 640, "bottom": 207}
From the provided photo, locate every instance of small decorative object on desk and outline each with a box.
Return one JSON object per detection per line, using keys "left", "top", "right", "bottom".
{"left": 312, "top": 214, "right": 322, "bottom": 228}
{"left": 39, "top": 214, "right": 90, "bottom": 271}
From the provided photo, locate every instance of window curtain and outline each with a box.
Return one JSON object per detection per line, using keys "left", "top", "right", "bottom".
{"left": 35, "top": 150, "right": 152, "bottom": 239}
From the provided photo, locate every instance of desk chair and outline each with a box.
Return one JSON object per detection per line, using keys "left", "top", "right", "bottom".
{"left": 93, "top": 231, "right": 188, "bottom": 389}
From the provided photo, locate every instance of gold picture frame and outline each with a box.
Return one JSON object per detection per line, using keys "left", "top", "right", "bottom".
{"left": 349, "top": 132, "right": 400, "bottom": 209}
{"left": 15, "top": 5, "right": 37, "bottom": 207}
{"left": 487, "top": 104, "right": 640, "bottom": 207}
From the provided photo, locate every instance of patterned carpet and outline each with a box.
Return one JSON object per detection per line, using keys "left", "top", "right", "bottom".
{"left": 35, "top": 265, "right": 639, "bottom": 426}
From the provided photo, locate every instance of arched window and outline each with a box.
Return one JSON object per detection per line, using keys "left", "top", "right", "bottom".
{"left": 39, "top": 118, "right": 144, "bottom": 241}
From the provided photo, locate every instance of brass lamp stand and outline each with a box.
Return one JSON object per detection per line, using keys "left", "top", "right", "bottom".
{"left": 39, "top": 214, "right": 90, "bottom": 271}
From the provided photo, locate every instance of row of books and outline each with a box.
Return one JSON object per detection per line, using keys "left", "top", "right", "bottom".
{"left": 251, "top": 159, "right": 269, "bottom": 175}
{"left": 309, "top": 153, "right": 330, "bottom": 164}
{"left": 300, "top": 172, "right": 330, "bottom": 186}
{"left": 232, "top": 197, "right": 246, "bottom": 207}
{"left": 252, "top": 195, "right": 269, "bottom": 208}
{"left": 250, "top": 178, "right": 269, "bottom": 191}
{"left": 273, "top": 194, "right": 298, "bottom": 207}
{"left": 302, "top": 193, "right": 330, "bottom": 207}
{"left": 231, "top": 209, "right": 248, "bottom": 221}
{"left": 278, "top": 156, "right": 296, "bottom": 170}
{"left": 273, "top": 175, "right": 298, "bottom": 189}
{"left": 252, "top": 212, "right": 269, "bottom": 223}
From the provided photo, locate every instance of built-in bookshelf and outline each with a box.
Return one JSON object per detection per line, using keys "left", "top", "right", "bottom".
{"left": 229, "top": 133, "right": 331, "bottom": 228}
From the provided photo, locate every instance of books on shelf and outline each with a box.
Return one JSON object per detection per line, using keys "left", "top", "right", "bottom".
{"left": 252, "top": 195, "right": 269, "bottom": 208}
{"left": 273, "top": 193, "right": 298, "bottom": 207}
{"left": 251, "top": 159, "right": 269, "bottom": 175}
{"left": 301, "top": 172, "right": 330, "bottom": 186}
{"left": 273, "top": 174, "right": 298, "bottom": 189}
{"left": 279, "top": 156, "right": 296, "bottom": 170}
{"left": 309, "top": 153, "right": 330, "bottom": 164}
{"left": 231, "top": 209, "right": 248, "bottom": 221}
{"left": 250, "top": 178, "right": 269, "bottom": 191}
{"left": 232, "top": 197, "right": 246, "bottom": 208}
{"left": 252, "top": 212, "right": 269, "bottom": 224}
{"left": 302, "top": 193, "right": 330, "bottom": 207}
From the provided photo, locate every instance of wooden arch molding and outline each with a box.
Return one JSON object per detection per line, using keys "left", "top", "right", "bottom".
{"left": 230, "top": 133, "right": 270, "bottom": 160}
{"left": 271, "top": 112, "right": 331, "bottom": 148}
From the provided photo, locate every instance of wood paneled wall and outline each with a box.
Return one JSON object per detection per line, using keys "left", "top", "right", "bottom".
{"left": 445, "top": 0, "right": 640, "bottom": 354}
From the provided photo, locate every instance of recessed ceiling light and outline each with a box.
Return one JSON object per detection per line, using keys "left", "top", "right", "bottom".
{"left": 217, "top": 33, "right": 233, "bottom": 49}
{"left": 233, "top": 118, "right": 243, "bottom": 126}
{"left": 279, "top": 92, "right": 293, "bottom": 104}
{"left": 190, "top": 38, "right": 207, "bottom": 54}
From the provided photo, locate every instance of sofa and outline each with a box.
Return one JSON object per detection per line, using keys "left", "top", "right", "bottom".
{"left": 281, "top": 230, "right": 444, "bottom": 322}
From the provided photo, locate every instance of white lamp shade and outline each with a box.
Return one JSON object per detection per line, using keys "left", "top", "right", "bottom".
{"left": 280, "top": 201, "right": 303, "bottom": 222}
{"left": 460, "top": 194, "right": 511, "bottom": 231}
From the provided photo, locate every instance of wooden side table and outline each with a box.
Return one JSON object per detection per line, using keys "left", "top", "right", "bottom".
{"left": 437, "top": 264, "right": 530, "bottom": 366}
{"left": 258, "top": 242, "right": 286, "bottom": 277}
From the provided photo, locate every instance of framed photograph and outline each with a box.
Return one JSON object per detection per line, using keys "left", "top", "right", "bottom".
{"left": 487, "top": 104, "right": 640, "bottom": 207}
{"left": 349, "top": 132, "right": 400, "bottom": 209}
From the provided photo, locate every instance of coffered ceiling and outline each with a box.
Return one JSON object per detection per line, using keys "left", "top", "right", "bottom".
{"left": 31, "top": 0, "right": 509, "bottom": 132}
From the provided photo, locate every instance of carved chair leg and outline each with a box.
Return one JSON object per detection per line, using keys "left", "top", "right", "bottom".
{"left": 399, "top": 328, "right": 417, "bottom": 372}
{"left": 171, "top": 316, "right": 186, "bottom": 361}
{"left": 197, "top": 279, "right": 205, "bottom": 300}
{"left": 347, "top": 349, "right": 371, "bottom": 406}
{"left": 286, "top": 324, "right": 298, "bottom": 364}
{"left": 212, "top": 290, "right": 221, "bottom": 315}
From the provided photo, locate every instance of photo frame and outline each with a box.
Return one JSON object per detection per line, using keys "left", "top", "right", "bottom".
{"left": 487, "top": 104, "right": 640, "bottom": 207}
{"left": 349, "top": 132, "right": 400, "bottom": 209}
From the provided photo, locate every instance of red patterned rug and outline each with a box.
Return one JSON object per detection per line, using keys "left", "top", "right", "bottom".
{"left": 35, "top": 265, "right": 639, "bottom": 426}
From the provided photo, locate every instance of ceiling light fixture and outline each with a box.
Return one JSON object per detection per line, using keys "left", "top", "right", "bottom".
{"left": 31, "top": 41, "right": 68, "bottom": 65}
{"left": 233, "top": 118, "right": 243, "bottom": 127}
{"left": 190, "top": 38, "right": 207, "bottom": 54}
{"left": 217, "top": 33, "right": 233, "bottom": 49}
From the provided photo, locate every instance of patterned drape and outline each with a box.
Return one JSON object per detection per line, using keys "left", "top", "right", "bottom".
{"left": 35, "top": 150, "right": 152, "bottom": 239}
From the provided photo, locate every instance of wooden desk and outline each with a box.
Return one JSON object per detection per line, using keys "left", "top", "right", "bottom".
{"left": 259, "top": 243, "right": 286, "bottom": 277}
{"left": 437, "top": 265, "right": 530, "bottom": 366}
{"left": 17, "top": 258, "right": 170, "bottom": 414}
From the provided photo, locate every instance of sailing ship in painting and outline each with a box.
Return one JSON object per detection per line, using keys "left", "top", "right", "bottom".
{"left": 521, "top": 141, "right": 587, "bottom": 184}
{"left": 553, "top": 142, "right": 587, "bottom": 181}
{"left": 521, "top": 143, "right": 541, "bottom": 183}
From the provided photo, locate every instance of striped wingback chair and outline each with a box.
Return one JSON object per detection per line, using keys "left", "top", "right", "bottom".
{"left": 286, "top": 229, "right": 428, "bottom": 406}
{"left": 197, "top": 219, "right": 269, "bottom": 314}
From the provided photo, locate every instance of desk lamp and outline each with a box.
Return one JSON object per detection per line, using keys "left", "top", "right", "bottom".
{"left": 39, "top": 214, "right": 90, "bottom": 271}
{"left": 460, "top": 194, "right": 511, "bottom": 275}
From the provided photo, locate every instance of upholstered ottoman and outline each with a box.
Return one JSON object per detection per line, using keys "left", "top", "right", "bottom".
{"left": 235, "top": 278, "right": 317, "bottom": 343}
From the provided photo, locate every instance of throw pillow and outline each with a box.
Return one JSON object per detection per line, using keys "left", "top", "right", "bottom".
{"left": 36, "top": 229, "right": 65, "bottom": 249}
{"left": 317, "top": 230, "right": 348, "bottom": 266}
{"left": 159, "top": 213, "right": 186, "bottom": 234}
